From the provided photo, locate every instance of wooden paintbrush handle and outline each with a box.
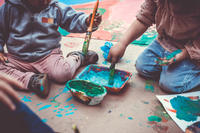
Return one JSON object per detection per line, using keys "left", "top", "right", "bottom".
{"left": 88, "top": 0, "right": 99, "bottom": 32}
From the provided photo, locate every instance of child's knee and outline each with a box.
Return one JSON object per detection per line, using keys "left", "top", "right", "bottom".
{"left": 135, "top": 60, "right": 159, "bottom": 79}
{"left": 49, "top": 69, "right": 73, "bottom": 83}
{"left": 159, "top": 79, "right": 190, "bottom": 93}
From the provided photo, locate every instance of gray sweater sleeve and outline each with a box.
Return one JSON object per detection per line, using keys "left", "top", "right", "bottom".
{"left": 57, "top": 3, "right": 88, "bottom": 33}
{"left": 0, "top": 4, "right": 7, "bottom": 53}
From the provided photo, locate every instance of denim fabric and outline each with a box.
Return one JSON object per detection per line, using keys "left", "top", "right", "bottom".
{"left": 0, "top": 101, "right": 54, "bottom": 133}
{"left": 136, "top": 40, "right": 200, "bottom": 93}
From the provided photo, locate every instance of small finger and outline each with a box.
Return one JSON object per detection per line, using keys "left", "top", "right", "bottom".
{"left": 0, "top": 81, "right": 21, "bottom": 102}
{"left": 0, "top": 74, "right": 23, "bottom": 89}
{"left": 0, "top": 91, "right": 16, "bottom": 110}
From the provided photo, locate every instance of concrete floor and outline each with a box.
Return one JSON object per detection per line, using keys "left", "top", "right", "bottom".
{"left": 18, "top": 37, "right": 185, "bottom": 133}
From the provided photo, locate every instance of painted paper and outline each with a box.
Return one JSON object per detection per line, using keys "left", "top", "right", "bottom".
{"left": 156, "top": 91, "right": 200, "bottom": 131}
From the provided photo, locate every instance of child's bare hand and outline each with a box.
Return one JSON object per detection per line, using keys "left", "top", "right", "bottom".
{"left": 0, "top": 53, "right": 8, "bottom": 64}
{"left": 107, "top": 43, "right": 126, "bottom": 63}
{"left": 86, "top": 13, "right": 102, "bottom": 28}
{"left": 0, "top": 73, "right": 22, "bottom": 110}
{"left": 156, "top": 49, "right": 189, "bottom": 66}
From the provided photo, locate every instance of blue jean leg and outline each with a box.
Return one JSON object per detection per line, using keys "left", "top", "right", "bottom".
{"left": 135, "top": 40, "right": 165, "bottom": 79}
{"left": 159, "top": 56, "right": 200, "bottom": 93}
{"left": 136, "top": 39, "right": 200, "bottom": 93}
{"left": 0, "top": 101, "right": 54, "bottom": 133}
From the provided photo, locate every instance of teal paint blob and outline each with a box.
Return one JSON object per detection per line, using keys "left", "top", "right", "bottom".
{"left": 57, "top": 111, "right": 61, "bottom": 113}
{"left": 166, "top": 49, "right": 182, "bottom": 60}
{"left": 38, "top": 105, "right": 52, "bottom": 111}
{"left": 56, "top": 114, "right": 63, "bottom": 117}
{"left": 42, "top": 119, "right": 47, "bottom": 123}
{"left": 66, "top": 97, "right": 73, "bottom": 102}
{"left": 102, "top": 61, "right": 108, "bottom": 65}
{"left": 120, "top": 114, "right": 123, "bottom": 117}
{"left": 21, "top": 96, "right": 32, "bottom": 102}
{"left": 58, "top": 27, "right": 70, "bottom": 36}
{"left": 53, "top": 110, "right": 57, "bottom": 112}
{"left": 36, "top": 102, "right": 43, "bottom": 106}
{"left": 59, "top": 108, "right": 65, "bottom": 111}
{"left": 64, "top": 105, "right": 69, "bottom": 108}
{"left": 148, "top": 116, "right": 162, "bottom": 122}
{"left": 128, "top": 117, "right": 133, "bottom": 120}
{"left": 145, "top": 80, "right": 154, "bottom": 92}
{"left": 65, "top": 112, "right": 74, "bottom": 116}
{"left": 40, "top": 80, "right": 44, "bottom": 92}
{"left": 170, "top": 96, "right": 200, "bottom": 122}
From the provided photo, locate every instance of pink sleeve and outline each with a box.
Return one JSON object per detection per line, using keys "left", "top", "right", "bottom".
{"left": 136, "top": 0, "right": 157, "bottom": 27}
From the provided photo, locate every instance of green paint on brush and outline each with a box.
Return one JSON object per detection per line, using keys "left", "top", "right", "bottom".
{"left": 67, "top": 80, "right": 106, "bottom": 97}
{"left": 108, "top": 63, "right": 115, "bottom": 85}
{"left": 148, "top": 116, "right": 162, "bottom": 122}
{"left": 145, "top": 80, "right": 154, "bottom": 92}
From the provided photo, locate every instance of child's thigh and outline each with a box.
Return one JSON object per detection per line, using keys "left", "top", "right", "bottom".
{"left": 159, "top": 60, "right": 200, "bottom": 93}
{"left": 37, "top": 50, "right": 73, "bottom": 82}
{"left": 135, "top": 40, "right": 164, "bottom": 79}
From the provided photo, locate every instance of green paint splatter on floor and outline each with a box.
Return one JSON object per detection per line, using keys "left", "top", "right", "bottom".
{"left": 128, "top": 117, "right": 133, "bottom": 120}
{"left": 145, "top": 80, "right": 154, "bottom": 92}
{"left": 170, "top": 96, "right": 200, "bottom": 122}
{"left": 154, "top": 105, "right": 171, "bottom": 121}
{"left": 148, "top": 116, "right": 162, "bottom": 122}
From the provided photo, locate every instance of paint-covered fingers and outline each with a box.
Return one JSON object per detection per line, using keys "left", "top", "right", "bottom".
{"left": 0, "top": 80, "right": 21, "bottom": 110}
{"left": 0, "top": 53, "right": 8, "bottom": 64}
{"left": 107, "top": 44, "right": 126, "bottom": 63}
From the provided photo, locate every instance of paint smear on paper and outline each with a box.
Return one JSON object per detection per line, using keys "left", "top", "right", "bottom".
{"left": 170, "top": 96, "right": 200, "bottom": 122}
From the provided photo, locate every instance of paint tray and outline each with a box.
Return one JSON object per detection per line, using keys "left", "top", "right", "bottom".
{"left": 66, "top": 80, "right": 107, "bottom": 105}
{"left": 75, "top": 65, "right": 132, "bottom": 93}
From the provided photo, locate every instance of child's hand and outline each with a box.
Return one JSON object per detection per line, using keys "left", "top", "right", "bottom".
{"left": 0, "top": 53, "right": 8, "bottom": 64}
{"left": 156, "top": 49, "right": 189, "bottom": 66}
{"left": 0, "top": 73, "right": 22, "bottom": 110}
{"left": 107, "top": 43, "right": 126, "bottom": 63}
{"left": 86, "top": 13, "right": 102, "bottom": 28}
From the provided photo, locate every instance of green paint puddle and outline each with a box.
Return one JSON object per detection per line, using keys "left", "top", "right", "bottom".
{"left": 170, "top": 96, "right": 200, "bottom": 122}
{"left": 148, "top": 116, "right": 162, "bottom": 122}
{"left": 67, "top": 80, "right": 106, "bottom": 97}
{"left": 145, "top": 80, "right": 154, "bottom": 92}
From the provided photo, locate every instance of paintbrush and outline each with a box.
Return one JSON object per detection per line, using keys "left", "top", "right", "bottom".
{"left": 82, "top": 0, "right": 99, "bottom": 55}
{"left": 108, "top": 63, "right": 115, "bottom": 85}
